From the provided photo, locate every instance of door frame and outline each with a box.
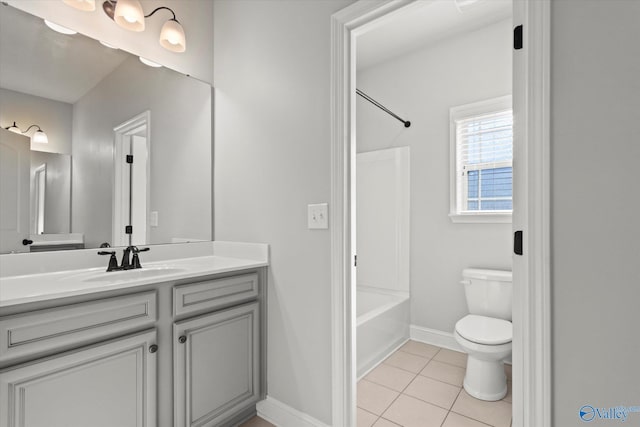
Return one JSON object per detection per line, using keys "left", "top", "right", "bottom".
{"left": 112, "top": 111, "right": 151, "bottom": 247}
{"left": 33, "top": 163, "right": 47, "bottom": 235}
{"left": 329, "top": 1, "right": 551, "bottom": 426}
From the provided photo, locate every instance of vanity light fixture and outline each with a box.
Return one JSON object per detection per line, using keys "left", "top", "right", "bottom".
{"left": 98, "top": 1, "right": 186, "bottom": 53}
{"left": 44, "top": 19, "right": 78, "bottom": 35}
{"left": 3, "top": 122, "right": 49, "bottom": 144}
{"left": 63, "top": 0, "right": 96, "bottom": 12}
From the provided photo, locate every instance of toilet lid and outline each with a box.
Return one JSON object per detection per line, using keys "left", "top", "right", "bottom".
{"left": 455, "top": 315, "right": 512, "bottom": 345}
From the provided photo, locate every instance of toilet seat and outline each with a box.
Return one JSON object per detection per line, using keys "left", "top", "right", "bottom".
{"left": 455, "top": 314, "right": 512, "bottom": 345}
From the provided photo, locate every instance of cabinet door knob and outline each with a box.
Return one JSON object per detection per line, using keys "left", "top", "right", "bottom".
{"left": 178, "top": 335, "right": 187, "bottom": 344}
{"left": 149, "top": 344, "right": 158, "bottom": 353}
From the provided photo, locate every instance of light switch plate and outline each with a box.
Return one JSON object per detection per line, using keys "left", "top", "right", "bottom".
{"left": 308, "top": 203, "right": 329, "bottom": 229}
{"left": 150, "top": 211, "right": 158, "bottom": 227}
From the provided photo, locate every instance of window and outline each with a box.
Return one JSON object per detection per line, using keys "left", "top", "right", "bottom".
{"left": 449, "top": 96, "right": 513, "bottom": 223}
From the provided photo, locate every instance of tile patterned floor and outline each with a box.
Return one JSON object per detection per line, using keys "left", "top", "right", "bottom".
{"left": 358, "top": 340, "right": 512, "bottom": 427}
{"left": 239, "top": 340, "right": 512, "bottom": 427}
{"left": 239, "top": 415, "right": 276, "bottom": 427}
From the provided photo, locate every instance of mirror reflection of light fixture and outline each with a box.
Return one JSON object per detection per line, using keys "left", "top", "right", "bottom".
{"left": 3, "top": 122, "right": 49, "bottom": 144}
{"left": 63, "top": 0, "right": 96, "bottom": 12}
{"left": 96, "top": 1, "right": 186, "bottom": 53}
{"left": 44, "top": 19, "right": 78, "bottom": 35}
{"left": 139, "top": 57, "right": 162, "bottom": 68}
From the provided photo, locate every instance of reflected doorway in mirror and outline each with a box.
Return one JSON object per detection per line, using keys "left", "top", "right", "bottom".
{"left": 113, "top": 111, "right": 150, "bottom": 247}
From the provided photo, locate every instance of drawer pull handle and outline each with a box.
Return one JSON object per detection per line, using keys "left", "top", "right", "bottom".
{"left": 149, "top": 344, "right": 158, "bottom": 353}
{"left": 178, "top": 335, "right": 187, "bottom": 344}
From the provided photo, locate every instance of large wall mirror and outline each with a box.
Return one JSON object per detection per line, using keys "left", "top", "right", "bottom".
{"left": 0, "top": 4, "right": 212, "bottom": 254}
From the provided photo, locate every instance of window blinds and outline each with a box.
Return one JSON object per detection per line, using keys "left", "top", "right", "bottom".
{"left": 457, "top": 110, "right": 513, "bottom": 168}
{"left": 456, "top": 109, "right": 513, "bottom": 212}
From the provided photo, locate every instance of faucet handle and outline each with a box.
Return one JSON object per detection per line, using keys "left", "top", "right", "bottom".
{"left": 98, "top": 251, "right": 119, "bottom": 271}
{"left": 131, "top": 247, "right": 149, "bottom": 269}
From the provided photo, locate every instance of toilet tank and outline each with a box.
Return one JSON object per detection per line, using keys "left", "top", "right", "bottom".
{"left": 462, "top": 268, "right": 513, "bottom": 321}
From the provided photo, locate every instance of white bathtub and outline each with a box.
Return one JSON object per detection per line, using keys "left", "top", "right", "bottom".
{"left": 357, "top": 287, "right": 410, "bottom": 378}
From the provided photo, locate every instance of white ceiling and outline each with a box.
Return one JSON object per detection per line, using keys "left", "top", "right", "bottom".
{"left": 357, "top": 0, "right": 512, "bottom": 70}
{"left": 0, "top": 4, "right": 129, "bottom": 104}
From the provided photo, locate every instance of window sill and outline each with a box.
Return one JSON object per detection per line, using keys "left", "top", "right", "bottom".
{"left": 449, "top": 213, "right": 512, "bottom": 224}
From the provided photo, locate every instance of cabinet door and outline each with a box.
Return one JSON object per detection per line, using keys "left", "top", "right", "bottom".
{"left": 0, "top": 330, "right": 157, "bottom": 427}
{"left": 174, "top": 302, "right": 259, "bottom": 427}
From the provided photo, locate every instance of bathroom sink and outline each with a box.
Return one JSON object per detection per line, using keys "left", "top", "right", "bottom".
{"left": 82, "top": 267, "right": 186, "bottom": 283}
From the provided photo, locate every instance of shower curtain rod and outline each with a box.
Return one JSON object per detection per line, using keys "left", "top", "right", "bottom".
{"left": 356, "top": 89, "right": 411, "bottom": 128}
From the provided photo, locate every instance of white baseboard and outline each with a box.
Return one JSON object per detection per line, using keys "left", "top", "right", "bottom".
{"left": 410, "top": 324, "right": 512, "bottom": 365}
{"left": 257, "top": 396, "right": 330, "bottom": 427}
{"left": 410, "top": 324, "right": 463, "bottom": 352}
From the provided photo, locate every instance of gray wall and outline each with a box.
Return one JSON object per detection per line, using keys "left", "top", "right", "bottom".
{"left": 213, "top": 0, "right": 353, "bottom": 423}
{"left": 551, "top": 1, "right": 640, "bottom": 425}
{"left": 0, "top": 89, "right": 73, "bottom": 236}
{"left": 30, "top": 151, "right": 71, "bottom": 234}
{"left": 357, "top": 20, "right": 512, "bottom": 333}
{"left": 0, "top": 88, "right": 72, "bottom": 154}
{"left": 72, "top": 56, "right": 211, "bottom": 248}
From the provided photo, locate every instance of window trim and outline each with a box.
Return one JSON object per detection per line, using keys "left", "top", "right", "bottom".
{"left": 449, "top": 95, "right": 513, "bottom": 223}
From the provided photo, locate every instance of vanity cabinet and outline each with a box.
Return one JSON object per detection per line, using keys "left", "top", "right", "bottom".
{"left": 0, "top": 268, "right": 266, "bottom": 427}
{"left": 174, "top": 302, "right": 260, "bottom": 427}
{"left": 0, "top": 329, "right": 157, "bottom": 427}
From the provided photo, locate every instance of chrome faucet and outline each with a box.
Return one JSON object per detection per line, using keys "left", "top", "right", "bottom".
{"left": 98, "top": 246, "right": 150, "bottom": 272}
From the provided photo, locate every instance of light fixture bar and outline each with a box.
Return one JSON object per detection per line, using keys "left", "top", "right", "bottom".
{"left": 101, "top": 1, "right": 186, "bottom": 53}
{"left": 3, "top": 122, "right": 49, "bottom": 144}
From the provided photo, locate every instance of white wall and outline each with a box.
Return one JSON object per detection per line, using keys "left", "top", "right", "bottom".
{"left": 357, "top": 20, "right": 512, "bottom": 333}
{"left": 73, "top": 56, "right": 211, "bottom": 248}
{"left": 356, "top": 147, "right": 410, "bottom": 294}
{"left": 213, "top": 0, "right": 353, "bottom": 424}
{"left": 7, "top": 0, "right": 214, "bottom": 84}
{"left": 0, "top": 88, "right": 72, "bottom": 154}
{"left": 551, "top": 1, "right": 640, "bottom": 425}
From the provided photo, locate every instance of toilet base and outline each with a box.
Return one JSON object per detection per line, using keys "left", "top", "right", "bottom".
{"left": 463, "top": 356, "right": 507, "bottom": 401}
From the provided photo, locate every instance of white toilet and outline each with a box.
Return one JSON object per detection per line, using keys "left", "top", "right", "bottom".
{"left": 454, "top": 268, "right": 512, "bottom": 401}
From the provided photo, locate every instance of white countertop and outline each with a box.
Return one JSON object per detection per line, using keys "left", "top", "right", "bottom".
{"left": 0, "top": 242, "right": 269, "bottom": 308}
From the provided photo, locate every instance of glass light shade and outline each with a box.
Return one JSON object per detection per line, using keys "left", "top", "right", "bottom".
{"left": 114, "top": 0, "right": 145, "bottom": 32}
{"left": 44, "top": 20, "right": 78, "bottom": 35}
{"left": 62, "top": 0, "right": 96, "bottom": 12}
{"left": 159, "top": 19, "right": 186, "bottom": 53}
{"left": 6, "top": 122, "right": 22, "bottom": 134}
{"left": 32, "top": 130, "right": 49, "bottom": 144}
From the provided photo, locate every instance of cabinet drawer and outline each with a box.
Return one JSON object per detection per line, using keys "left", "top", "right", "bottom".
{"left": 0, "top": 291, "right": 157, "bottom": 362}
{"left": 173, "top": 273, "right": 258, "bottom": 317}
